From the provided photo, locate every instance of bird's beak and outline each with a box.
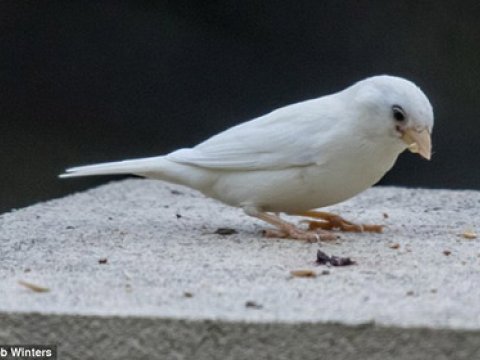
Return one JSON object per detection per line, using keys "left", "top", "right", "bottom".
{"left": 401, "top": 128, "right": 432, "bottom": 160}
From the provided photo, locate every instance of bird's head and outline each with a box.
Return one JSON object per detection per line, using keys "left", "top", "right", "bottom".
{"left": 346, "top": 75, "right": 434, "bottom": 160}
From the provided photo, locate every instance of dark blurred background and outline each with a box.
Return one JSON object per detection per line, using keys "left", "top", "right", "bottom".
{"left": 1, "top": 1, "right": 479, "bottom": 213}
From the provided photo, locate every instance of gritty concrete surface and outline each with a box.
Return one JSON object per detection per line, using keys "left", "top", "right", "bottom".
{"left": 1, "top": 179, "right": 480, "bottom": 359}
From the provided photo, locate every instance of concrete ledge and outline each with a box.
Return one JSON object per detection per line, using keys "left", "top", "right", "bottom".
{"left": 1, "top": 179, "right": 480, "bottom": 359}
{"left": 4, "top": 313, "right": 480, "bottom": 360}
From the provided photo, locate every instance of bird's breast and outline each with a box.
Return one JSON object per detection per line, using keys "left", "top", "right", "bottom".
{"left": 298, "top": 140, "right": 401, "bottom": 208}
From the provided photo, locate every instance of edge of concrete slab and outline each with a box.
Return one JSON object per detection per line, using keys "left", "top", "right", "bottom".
{"left": 2, "top": 311, "right": 480, "bottom": 360}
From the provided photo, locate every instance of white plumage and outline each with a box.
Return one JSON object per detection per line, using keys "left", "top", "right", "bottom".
{"left": 61, "top": 75, "right": 433, "bottom": 240}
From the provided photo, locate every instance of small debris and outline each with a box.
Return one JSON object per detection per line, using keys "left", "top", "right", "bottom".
{"left": 461, "top": 231, "right": 477, "bottom": 239}
{"left": 98, "top": 258, "right": 108, "bottom": 264}
{"left": 170, "top": 190, "right": 183, "bottom": 195}
{"left": 443, "top": 250, "right": 451, "bottom": 256}
{"left": 184, "top": 292, "right": 194, "bottom": 298}
{"left": 176, "top": 213, "right": 182, "bottom": 219}
{"left": 245, "top": 301, "right": 263, "bottom": 309}
{"left": 316, "top": 250, "right": 331, "bottom": 264}
{"left": 383, "top": 212, "right": 389, "bottom": 219}
{"left": 320, "top": 270, "right": 330, "bottom": 275}
{"left": 24, "top": 268, "right": 31, "bottom": 273}
{"left": 329, "top": 256, "right": 355, "bottom": 266}
{"left": 290, "top": 269, "right": 316, "bottom": 278}
{"left": 430, "top": 289, "right": 437, "bottom": 293}
{"left": 315, "top": 250, "right": 356, "bottom": 266}
{"left": 389, "top": 243, "right": 400, "bottom": 249}
{"left": 406, "top": 290, "right": 415, "bottom": 296}
{"left": 214, "top": 228, "right": 238, "bottom": 235}
{"left": 18, "top": 280, "right": 50, "bottom": 293}
{"left": 65, "top": 225, "right": 75, "bottom": 230}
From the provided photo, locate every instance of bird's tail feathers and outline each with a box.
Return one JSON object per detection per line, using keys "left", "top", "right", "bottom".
{"left": 59, "top": 156, "right": 166, "bottom": 178}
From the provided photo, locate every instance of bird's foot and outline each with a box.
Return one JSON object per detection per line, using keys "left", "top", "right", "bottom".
{"left": 247, "top": 209, "right": 337, "bottom": 242}
{"left": 263, "top": 226, "right": 337, "bottom": 242}
{"left": 299, "top": 211, "right": 383, "bottom": 233}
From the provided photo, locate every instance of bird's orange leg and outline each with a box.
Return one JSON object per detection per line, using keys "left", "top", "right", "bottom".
{"left": 294, "top": 210, "right": 384, "bottom": 233}
{"left": 246, "top": 209, "right": 337, "bottom": 241}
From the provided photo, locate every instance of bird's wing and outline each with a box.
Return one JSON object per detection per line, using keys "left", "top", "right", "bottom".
{"left": 167, "top": 97, "right": 340, "bottom": 171}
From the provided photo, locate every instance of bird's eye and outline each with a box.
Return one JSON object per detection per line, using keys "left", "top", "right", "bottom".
{"left": 392, "top": 105, "right": 406, "bottom": 122}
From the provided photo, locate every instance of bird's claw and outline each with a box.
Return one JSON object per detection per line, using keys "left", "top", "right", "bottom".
{"left": 305, "top": 216, "right": 383, "bottom": 233}
{"left": 262, "top": 227, "right": 337, "bottom": 242}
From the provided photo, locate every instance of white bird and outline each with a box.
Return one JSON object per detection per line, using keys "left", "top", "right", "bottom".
{"left": 61, "top": 75, "right": 433, "bottom": 241}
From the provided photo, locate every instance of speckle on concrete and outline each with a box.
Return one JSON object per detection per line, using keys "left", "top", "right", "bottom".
{"left": 1, "top": 179, "right": 480, "bottom": 359}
